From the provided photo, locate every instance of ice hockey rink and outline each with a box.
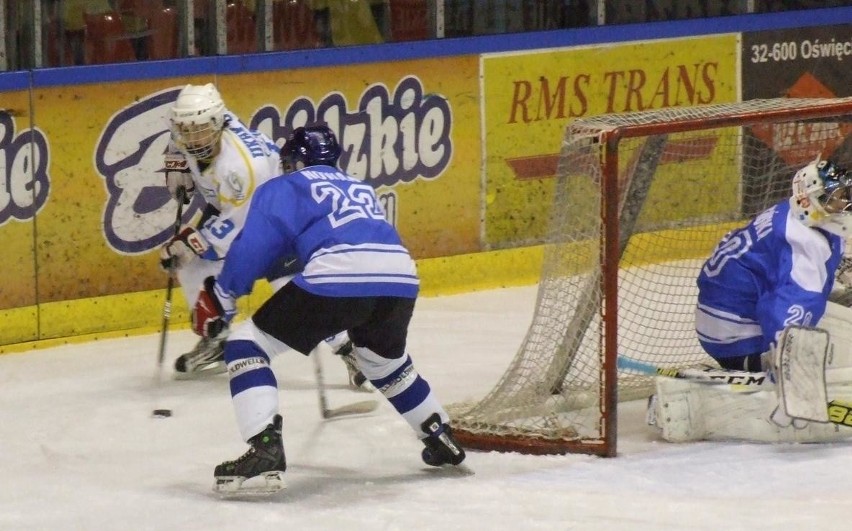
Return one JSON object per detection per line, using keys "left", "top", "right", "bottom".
{"left": 2, "top": 285, "right": 851, "bottom": 531}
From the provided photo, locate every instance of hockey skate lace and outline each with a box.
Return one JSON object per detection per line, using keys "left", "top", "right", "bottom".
{"left": 232, "top": 431, "right": 280, "bottom": 465}
{"left": 229, "top": 447, "right": 256, "bottom": 466}
{"left": 219, "top": 445, "right": 261, "bottom": 474}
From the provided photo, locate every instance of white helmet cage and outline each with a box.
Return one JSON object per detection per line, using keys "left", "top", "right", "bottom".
{"left": 790, "top": 155, "right": 852, "bottom": 236}
{"left": 169, "top": 83, "right": 227, "bottom": 160}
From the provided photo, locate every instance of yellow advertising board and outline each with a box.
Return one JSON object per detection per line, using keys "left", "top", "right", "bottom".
{"left": 482, "top": 34, "right": 740, "bottom": 247}
{"left": 31, "top": 78, "right": 204, "bottom": 304}
{"left": 1, "top": 56, "right": 481, "bottom": 342}
{"left": 217, "top": 58, "right": 482, "bottom": 260}
{"left": 0, "top": 88, "right": 39, "bottom": 342}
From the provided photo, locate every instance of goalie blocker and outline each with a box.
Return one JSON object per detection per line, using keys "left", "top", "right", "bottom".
{"left": 651, "top": 307, "right": 852, "bottom": 443}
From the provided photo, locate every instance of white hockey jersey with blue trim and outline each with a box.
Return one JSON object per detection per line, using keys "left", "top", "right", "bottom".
{"left": 172, "top": 112, "right": 281, "bottom": 259}
{"left": 696, "top": 199, "right": 844, "bottom": 360}
{"left": 216, "top": 165, "right": 419, "bottom": 299}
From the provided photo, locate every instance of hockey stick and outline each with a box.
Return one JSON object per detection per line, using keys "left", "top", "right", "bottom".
{"left": 617, "top": 355, "right": 772, "bottom": 387}
{"left": 311, "top": 348, "right": 378, "bottom": 419}
{"left": 618, "top": 354, "right": 852, "bottom": 389}
{"left": 152, "top": 186, "right": 186, "bottom": 418}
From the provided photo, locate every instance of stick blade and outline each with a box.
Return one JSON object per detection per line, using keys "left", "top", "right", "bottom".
{"left": 323, "top": 399, "right": 379, "bottom": 419}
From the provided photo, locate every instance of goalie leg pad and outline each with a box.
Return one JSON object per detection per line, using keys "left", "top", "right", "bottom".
{"left": 775, "top": 326, "right": 830, "bottom": 423}
{"left": 653, "top": 377, "right": 852, "bottom": 443}
{"left": 652, "top": 378, "right": 705, "bottom": 442}
{"left": 821, "top": 302, "right": 852, "bottom": 368}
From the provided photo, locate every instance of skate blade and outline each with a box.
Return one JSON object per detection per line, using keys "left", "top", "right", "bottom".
{"left": 173, "top": 363, "right": 227, "bottom": 381}
{"left": 424, "top": 463, "right": 475, "bottom": 476}
{"left": 213, "top": 471, "right": 286, "bottom": 496}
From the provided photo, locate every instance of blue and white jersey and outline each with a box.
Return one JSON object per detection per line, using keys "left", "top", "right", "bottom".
{"left": 216, "top": 165, "right": 419, "bottom": 300}
{"left": 696, "top": 199, "right": 844, "bottom": 359}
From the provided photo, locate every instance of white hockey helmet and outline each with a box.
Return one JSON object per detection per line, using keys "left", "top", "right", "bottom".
{"left": 169, "top": 83, "right": 227, "bottom": 161}
{"left": 790, "top": 155, "right": 852, "bottom": 236}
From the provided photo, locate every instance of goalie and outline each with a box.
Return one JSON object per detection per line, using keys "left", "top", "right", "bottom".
{"left": 650, "top": 155, "right": 852, "bottom": 443}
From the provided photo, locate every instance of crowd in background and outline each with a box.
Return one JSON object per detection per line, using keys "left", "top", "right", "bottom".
{"left": 2, "top": 0, "right": 847, "bottom": 71}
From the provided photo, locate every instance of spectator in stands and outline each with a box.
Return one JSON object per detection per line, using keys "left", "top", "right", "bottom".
{"left": 313, "top": 0, "right": 385, "bottom": 46}
{"left": 61, "top": 0, "right": 113, "bottom": 65}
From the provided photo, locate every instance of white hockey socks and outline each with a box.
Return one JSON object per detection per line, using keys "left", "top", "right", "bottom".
{"left": 353, "top": 346, "right": 450, "bottom": 437}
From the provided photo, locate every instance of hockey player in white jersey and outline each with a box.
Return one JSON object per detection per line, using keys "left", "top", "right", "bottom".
{"left": 189, "top": 125, "right": 466, "bottom": 493}
{"left": 650, "top": 156, "right": 852, "bottom": 443}
{"left": 159, "top": 84, "right": 366, "bottom": 388}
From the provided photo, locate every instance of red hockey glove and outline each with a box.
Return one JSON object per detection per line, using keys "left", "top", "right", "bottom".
{"left": 159, "top": 226, "right": 209, "bottom": 271}
{"left": 192, "top": 277, "right": 236, "bottom": 338}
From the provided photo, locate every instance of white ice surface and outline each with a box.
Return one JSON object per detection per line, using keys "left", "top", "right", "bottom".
{"left": 1, "top": 285, "right": 851, "bottom": 531}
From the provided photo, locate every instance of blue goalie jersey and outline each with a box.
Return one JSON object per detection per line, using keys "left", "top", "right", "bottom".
{"left": 216, "top": 165, "right": 419, "bottom": 300}
{"left": 696, "top": 199, "right": 844, "bottom": 360}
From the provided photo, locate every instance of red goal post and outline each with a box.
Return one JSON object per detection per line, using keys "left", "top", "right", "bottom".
{"left": 448, "top": 97, "right": 852, "bottom": 457}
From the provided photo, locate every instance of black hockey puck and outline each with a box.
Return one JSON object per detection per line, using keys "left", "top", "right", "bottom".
{"left": 152, "top": 409, "right": 172, "bottom": 418}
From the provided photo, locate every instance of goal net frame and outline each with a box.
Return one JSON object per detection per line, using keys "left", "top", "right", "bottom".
{"left": 449, "top": 96, "right": 852, "bottom": 457}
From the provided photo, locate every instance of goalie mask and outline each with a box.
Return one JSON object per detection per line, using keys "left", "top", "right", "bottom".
{"left": 280, "top": 125, "right": 341, "bottom": 173}
{"left": 790, "top": 156, "right": 852, "bottom": 236}
{"left": 169, "top": 83, "right": 227, "bottom": 161}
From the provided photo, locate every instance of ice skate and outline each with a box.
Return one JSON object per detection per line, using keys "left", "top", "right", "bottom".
{"left": 214, "top": 414, "right": 287, "bottom": 495}
{"left": 420, "top": 413, "right": 466, "bottom": 467}
{"left": 333, "top": 339, "right": 374, "bottom": 392}
{"left": 173, "top": 336, "right": 226, "bottom": 379}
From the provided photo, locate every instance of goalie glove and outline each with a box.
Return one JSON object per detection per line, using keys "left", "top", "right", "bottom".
{"left": 192, "top": 277, "right": 236, "bottom": 338}
{"left": 164, "top": 152, "right": 195, "bottom": 204}
{"left": 160, "top": 226, "right": 210, "bottom": 270}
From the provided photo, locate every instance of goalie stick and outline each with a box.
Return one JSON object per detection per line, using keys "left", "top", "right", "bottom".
{"left": 617, "top": 355, "right": 771, "bottom": 387}
{"left": 618, "top": 351, "right": 852, "bottom": 389}
{"left": 312, "top": 348, "right": 378, "bottom": 419}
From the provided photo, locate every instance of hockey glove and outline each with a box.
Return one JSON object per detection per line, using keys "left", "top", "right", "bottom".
{"left": 159, "top": 226, "right": 210, "bottom": 271}
{"left": 192, "top": 277, "right": 236, "bottom": 338}
{"left": 164, "top": 152, "right": 195, "bottom": 204}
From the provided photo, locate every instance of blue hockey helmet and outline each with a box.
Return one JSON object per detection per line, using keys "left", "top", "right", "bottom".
{"left": 280, "top": 125, "right": 341, "bottom": 173}
{"left": 791, "top": 156, "right": 852, "bottom": 235}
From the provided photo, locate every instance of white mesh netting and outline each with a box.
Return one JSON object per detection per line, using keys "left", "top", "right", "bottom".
{"left": 449, "top": 97, "right": 852, "bottom": 455}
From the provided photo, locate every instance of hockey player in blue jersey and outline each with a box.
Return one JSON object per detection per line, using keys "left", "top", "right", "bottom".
{"left": 190, "top": 125, "right": 466, "bottom": 493}
{"left": 696, "top": 157, "right": 851, "bottom": 373}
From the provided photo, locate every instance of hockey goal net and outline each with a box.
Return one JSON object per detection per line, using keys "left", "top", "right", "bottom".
{"left": 449, "top": 97, "right": 852, "bottom": 457}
